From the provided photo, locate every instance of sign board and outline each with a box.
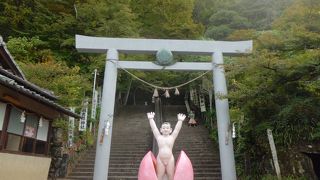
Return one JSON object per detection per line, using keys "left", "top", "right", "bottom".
{"left": 200, "top": 94, "right": 206, "bottom": 112}
{"left": 79, "top": 101, "right": 88, "bottom": 131}
{"left": 91, "top": 90, "right": 98, "bottom": 119}
{"left": 68, "top": 107, "right": 75, "bottom": 147}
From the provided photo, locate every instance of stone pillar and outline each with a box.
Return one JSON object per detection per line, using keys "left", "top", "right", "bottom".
{"left": 212, "top": 51, "right": 237, "bottom": 180}
{"left": 93, "top": 49, "right": 118, "bottom": 180}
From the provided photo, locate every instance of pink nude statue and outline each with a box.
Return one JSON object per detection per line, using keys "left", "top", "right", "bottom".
{"left": 138, "top": 112, "right": 193, "bottom": 180}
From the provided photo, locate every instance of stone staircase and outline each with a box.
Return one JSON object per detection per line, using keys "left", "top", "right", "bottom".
{"left": 64, "top": 105, "right": 153, "bottom": 180}
{"left": 108, "top": 105, "right": 153, "bottom": 179}
{"left": 64, "top": 105, "right": 221, "bottom": 179}
{"left": 63, "top": 147, "right": 96, "bottom": 179}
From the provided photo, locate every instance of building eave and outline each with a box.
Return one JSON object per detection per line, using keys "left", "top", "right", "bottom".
{"left": 0, "top": 74, "right": 80, "bottom": 118}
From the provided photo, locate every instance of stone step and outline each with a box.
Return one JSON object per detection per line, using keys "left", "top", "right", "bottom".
{"left": 110, "top": 147, "right": 149, "bottom": 151}
{"left": 108, "top": 176, "right": 137, "bottom": 180}
{"left": 70, "top": 177, "right": 226, "bottom": 180}
{"left": 110, "top": 145, "right": 150, "bottom": 147}
{"left": 64, "top": 176, "right": 92, "bottom": 179}
{"left": 196, "top": 178, "right": 222, "bottom": 180}
{"left": 75, "top": 164, "right": 94, "bottom": 168}
{"left": 72, "top": 168, "right": 94, "bottom": 172}
{"left": 109, "top": 164, "right": 140, "bottom": 168}
{"left": 81, "top": 156, "right": 219, "bottom": 161}
{"left": 83, "top": 154, "right": 219, "bottom": 160}
{"left": 74, "top": 163, "right": 221, "bottom": 170}
{"left": 109, "top": 150, "right": 151, "bottom": 154}
{"left": 108, "top": 171, "right": 221, "bottom": 177}
{"left": 72, "top": 164, "right": 220, "bottom": 169}
{"left": 68, "top": 172, "right": 93, "bottom": 177}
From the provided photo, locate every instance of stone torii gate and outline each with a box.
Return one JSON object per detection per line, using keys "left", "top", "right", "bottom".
{"left": 75, "top": 35, "right": 252, "bottom": 180}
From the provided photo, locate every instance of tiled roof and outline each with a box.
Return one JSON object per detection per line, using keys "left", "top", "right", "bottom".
{"left": 0, "top": 73, "right": 79, "bottom": 118}
{"left": 0, "top": 67, "right": 57, "bottom": 100}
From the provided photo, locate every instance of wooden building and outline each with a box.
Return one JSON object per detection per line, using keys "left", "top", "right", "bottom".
{"left": 0, "top": 37, "right": 79, "bottom": 179}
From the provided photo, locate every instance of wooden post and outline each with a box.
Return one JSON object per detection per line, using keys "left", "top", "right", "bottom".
{"left": 267, "top": 129, "right": 281, "bottom": 179}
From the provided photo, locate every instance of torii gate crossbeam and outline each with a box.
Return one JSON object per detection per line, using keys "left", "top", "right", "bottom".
{"left": 75, "top": 35, "right": 252, "bottom": 180}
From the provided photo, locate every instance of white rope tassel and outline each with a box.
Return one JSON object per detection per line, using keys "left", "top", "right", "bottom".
{"left": 164, "top": 89, "right": 170, "bottom": 98}
{"left": 232, "top": 122, "right": 236, "bottom": 138}
{"left": 39, "top": 116, "right": 43, "bottom": 127}
{"left": 153, "top": 88, "right": 159, "bottom": 97}
{"left": 174, "top": 88, "right": 180, "bottom": 95}
{"left": 20, "top": 111, "right": 26, "bottom": 123}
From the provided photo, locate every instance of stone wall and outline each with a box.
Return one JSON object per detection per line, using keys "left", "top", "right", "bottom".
{"left": 49, "top": 128, "right": 68, "bottom": 178}
{"left": 264, "top": 144, "right": 319, "bottom": 179}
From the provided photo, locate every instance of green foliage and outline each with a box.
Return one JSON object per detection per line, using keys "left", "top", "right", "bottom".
{"left": 193, "top": 0, "right": 218, "bottom": 24}
{"left": 275, "top": 98, "right": 319, "bottom": 145}
{"left": 231, "top": 0, "right": 294, "bottom": 30}
{"left": 131, "top": 0, "right": 203, "bottom": 39}
{"left": 205, "top": 10, "right": 251, "bottom": 40}
{"left": 76, "top": 0, "right": 139, "bottom": 37}
{"left": 271, "top": 0, "right": 320, "bottom": 51}
{"left": 193, "top": 0, "right": 237, "bottom": 25}
{"left": 203, "top": 110, "right": 219, "bottom": 143}
{"left": 225, "top": 1, "right": 320, "bottom": 174}
{"left": 52, "top": 118, "right": 69, "bottom": 142}
{"left": 199, "top": 0, "right": 294, "bottom": 39}
{"left": 208, "top": 10, "right": 250, "bottom": 29}
{"left": 220, "top": 3, "right": 320, "bottom": 176}
{"left": 7, "top": 36, "right": 53, "bottom": 63}
{"left": 0, "top": 0, "right": 34, "bottom": 38}
{"left": 256, "top": 31, "right": 285, "bottom": 51}
{"left": 260, "top": 174, "right": 307, "bottom": 180}
{"left": 311, "top": 122, "right": 320, "bottom": 140}
{"left": 242, "top": 174, "right": 307, "bottom": 180}
{"left": 205, "top": 25, "right": 233, "bottom": 40}
{"left": 18, "top": 60, "right": 90, "bottom": 107}
{"left": 84, "top": 131, "right": 95, "bottom": 146}
{"left": 227, "top": 29, "right": 257, "bottom": 41}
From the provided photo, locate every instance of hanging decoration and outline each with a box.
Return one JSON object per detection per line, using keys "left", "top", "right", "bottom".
{"left": 164, "top": 89, "right": 170, "bottom": 98}
{"left": 112, "top": 61, "right": 211, "bottom": 99}
{"left": 100, "top": 115, "right": 113, "bottom": 144}
{"left": 20, "top": 111, "right": 26, "bottom": 123}
{"left": 155, "top": 49, "right": 175, "bottom": 66}
{"left": 174, "top": 88, "right": 180, "bottom": 95}
{"left": 153, "top": 89, "right": 159, "bottom": 97}
{"left": 105, "top": 120, "right": 111, "bottom": 136}
{"left": 39, "top": 116, "right": 43, "bottom": 127}
{"left": 199, "top": 94, "right": 206, "bottom": 112}
{"left": 79, "top": 100, "right": 89, "bottom": 131}
{"left": 68, "top": 107, "right": 75, "bottom": 147}
{"left": 232, "top": 122, "right": 236, "bottom": 138}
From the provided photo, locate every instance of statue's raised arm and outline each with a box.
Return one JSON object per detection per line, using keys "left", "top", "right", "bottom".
{"left": 171, "top": 113, "right": 186, "bottom": 140}
{"left": 147, "top": 112, "right": 161, "bottom": 139}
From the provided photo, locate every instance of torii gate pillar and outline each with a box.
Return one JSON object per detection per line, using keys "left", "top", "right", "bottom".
{"left": 76, "top": 35, "right": 252, "bottom": 180}
{"left": 213, "top": 51, "right": 236, "bottom": 179}
{"left": 93, "top": 49, "right": 118, "bottom": 180}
